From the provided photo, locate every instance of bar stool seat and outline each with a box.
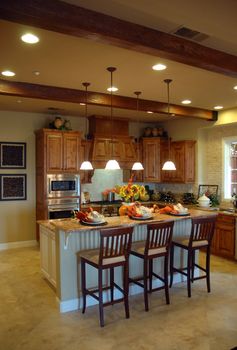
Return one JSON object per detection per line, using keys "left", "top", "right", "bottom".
{"left": 169, "top": 216, "right": 216, "bottom": 298}
{"left": 80, "top": 249, "right": 126, "bottom": 266}
{"left": 129, "top": 221, "right": 174, "bottom": 311}
{"left": 78, "top": 226, "right": 134, "bottom": 327}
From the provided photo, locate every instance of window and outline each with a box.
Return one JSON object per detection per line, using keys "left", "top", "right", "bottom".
{"left": 223, "top": 137, "right": 237, "bottom": 199}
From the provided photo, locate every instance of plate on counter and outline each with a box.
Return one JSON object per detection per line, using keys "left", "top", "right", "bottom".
{"left": 130, "top": 215, "right": 153, "bottom": 221}
{"left": 80, "top": 220, "right": 108, "bottom": 226}
{"left": 168, "top": 211, "right": 190, "bottom": 216}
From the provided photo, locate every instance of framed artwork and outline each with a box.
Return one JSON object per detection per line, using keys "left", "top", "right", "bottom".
{"left": 198, "top": 185, "right": 218, "bottom": 198}
{"left": 0, "top": 142, "right": 26, "bottom": 169}
{"left": 0, "top": 174, "right": 27, "bottom": 201}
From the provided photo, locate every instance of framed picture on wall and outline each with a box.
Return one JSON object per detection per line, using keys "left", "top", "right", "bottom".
{"left": 0, "top": 142, "right": 26, "bottom": 169}
{"left": 0, "top": 174, "right": 27, "bottom": 201}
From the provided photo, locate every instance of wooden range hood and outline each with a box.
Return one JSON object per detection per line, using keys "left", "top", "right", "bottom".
{"left": 88, "top": 115, "right": 136, "bottom": 169}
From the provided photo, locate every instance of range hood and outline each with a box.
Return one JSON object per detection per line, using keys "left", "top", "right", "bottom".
{"left": 88, "top": 115, "right": 137, "bottom": 169}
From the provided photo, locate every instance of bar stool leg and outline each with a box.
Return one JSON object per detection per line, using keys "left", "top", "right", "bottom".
{"left": 98, "top": 268, "right": 104, "bottom": 327}
{"left": 81, "top": 259, "right": 86, "bottom": 314}
{"left": 143, "top": 258, "right": 149, "bottom": 311}
{"left": 191, "top": 251, "right": 195, "bottom": 282}
{"left": 164, "top": 254, "right": 170, "bottom": 304}
{"left": 187, "top": 250, "right": 192, "bottom": 298}
{"left": 169, "top": 244, "right": 174, "bottom": 288}
{"left": 110, "top": 267, "right": 114, "bottom": 303}
{"left": 206, "top": 247, "right": 211, "bottom": 293}
{"left": 149, "top": 259, "right": 153, "bottom": 292}
{"left": 123, "top": 263, "right": 130, "bottom": 319}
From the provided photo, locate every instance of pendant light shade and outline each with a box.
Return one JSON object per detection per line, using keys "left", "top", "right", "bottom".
{"left": 132, "top": 91, "right": 144, "bottom": 171}
{"left": 162, "top": 79, "right": 176, "bottom": 171}
{"left": 80, "top": 82, "right": 93, "bottom": 170}
{"left": 105, "top": 159, "right": 120, "bottom": 170}
{"left": 105, "top": 67, "right": 120, "bottom": 170}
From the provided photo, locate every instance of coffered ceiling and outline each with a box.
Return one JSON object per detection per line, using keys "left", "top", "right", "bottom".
{"left": 0, "top": 0, "right": 236, "bottom": 122}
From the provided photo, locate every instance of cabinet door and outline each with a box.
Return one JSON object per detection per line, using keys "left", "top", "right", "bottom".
{"left": 63, "top": 133, "right": 81, "bottom": 172}
{"left": 46, "top": 133, "right": 63, "bottom": 172}
{"left": 217, "top": 225, "right": 235, "bottom": 258}
{"left": 143, "top": 138, "right": 161, "bottom": 182}
{"left": 169, "top": 142, "right": 185, "bottom": 183}
{"left": 122, "top": 138, "right": 136, "bottom": 161}
{"left": 49, "top": 231, "right": 56, "bottom": 287}
{"left": 212, "top": 215, "right": 235, "bottom": 259}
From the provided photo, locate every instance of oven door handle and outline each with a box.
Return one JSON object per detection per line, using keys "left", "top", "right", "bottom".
{"left": 48, "top": 207, "right": 77, "bottom": 212}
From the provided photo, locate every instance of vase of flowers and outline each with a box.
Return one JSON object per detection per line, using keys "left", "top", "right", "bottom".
{"left": 113, "top": 175, "right": 147, "bottom": 215}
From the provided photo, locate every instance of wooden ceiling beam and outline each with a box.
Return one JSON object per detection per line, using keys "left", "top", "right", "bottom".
{"left": 0, "top": 79, "right": 216, "bottom": 120}
{"left": 0, "top": 0, "right": 236, "bottom": 78}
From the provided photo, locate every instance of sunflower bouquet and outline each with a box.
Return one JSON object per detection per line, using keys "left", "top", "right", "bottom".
{"left": 113, "top": 175, "right": 146, "bottom": 203}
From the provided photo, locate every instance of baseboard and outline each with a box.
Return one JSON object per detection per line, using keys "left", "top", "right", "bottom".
{"left": 58, "top": 271, "right": 195, "bottom": 313}
{"left": 0, "top": 240, "right": 38, "bottom": 251}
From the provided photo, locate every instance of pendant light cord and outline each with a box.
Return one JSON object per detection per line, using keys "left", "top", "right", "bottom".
{"left": 107, "top": 67, "right": 116, "bottom": 159}
{"left": 82, "top": 82, "right": 90, "bottom": 161}
{"left": 164, "top": 79, "right": 172, "bottom": 159}
{"left": 134, "top": 91, "right": 141, "bottom": 161}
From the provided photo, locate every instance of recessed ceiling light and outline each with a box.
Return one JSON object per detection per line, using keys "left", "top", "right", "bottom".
{"left": 147, "top": 111, "right": 153, "bottom": 114}
{"left": 182, "top": 99, "right": 191, "bottom": 104}
{"left": 80, "top": 103, "right": 86, "bottom": 106}
{"left": 1, "top": 70, "right": 15, "bottom": 77}
{"left": 17, "top": 100, "right": 22, "bottom": 103}
{"left": 152, "top": 63, "right": 167, "bottom": 71}
{"left": 107, "top": 86, "right": 118, "bottom": 92}
{"left": 214, "top": 106, "right": 223, "bottom": 110}
{"left": 21, "top": 33, "right": 39, "bottom": 44}
{"left": 33, "top": 70, "right": 40, "bottom": 76}
{"left": 234, "top": 85, "right": 237, "bottom": 90}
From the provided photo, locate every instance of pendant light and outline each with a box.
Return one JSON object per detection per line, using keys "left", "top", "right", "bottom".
{"left": 105, "top": 67, "right": 120, "bottom": 170}
{"left": 162, "top": 79, "right": 176, "bottom": 171}
{"left": 132, "top": 91, "right": 144, "bottom": 170}
{"left": 80, "top": 82, "right": 93, "bottom": 170}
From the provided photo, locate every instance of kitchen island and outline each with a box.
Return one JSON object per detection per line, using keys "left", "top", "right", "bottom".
{"left": 39, "top": 209, "right": 217, "bottom": 313}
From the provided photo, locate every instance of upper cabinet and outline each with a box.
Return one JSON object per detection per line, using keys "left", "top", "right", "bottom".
{"left": 161, "top": 140, "right": 196, "bottom": 183}
{"left": 143, "top": 137, "right": 168, "bottom": 182}
{"left": 35, "top": 129, "right": 81, "bottom": 173}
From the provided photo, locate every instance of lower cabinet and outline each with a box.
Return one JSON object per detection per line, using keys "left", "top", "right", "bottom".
{"left": 40, "top": 226, "right": 57, "bottom": 287}
{"left": 212, "top": 214, "right": 235, "bottom": 259}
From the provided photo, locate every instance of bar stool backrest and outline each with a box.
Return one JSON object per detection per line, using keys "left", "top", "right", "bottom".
{"left": 190, "top": 216, "right": 216, "bottom": 247}
{"left": 99, "top": 226, "right": 134, "bottom": 265}
{"left": 145, "top": 221, "right": 174, "bottom": 256}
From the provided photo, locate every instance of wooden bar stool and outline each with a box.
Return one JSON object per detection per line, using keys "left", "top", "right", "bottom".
{"left": 129, "top": 221, "right": 174, "bottom": 311}
{"left": 169, "top": 216, "right": 216, "bottom": 297}
{"left": 78, "top": 226, "right": 133, "bottom": 327}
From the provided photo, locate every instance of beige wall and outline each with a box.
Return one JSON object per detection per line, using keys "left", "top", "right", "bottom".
{"left": 0, "top": 111, "right": 84, "bottom": 244}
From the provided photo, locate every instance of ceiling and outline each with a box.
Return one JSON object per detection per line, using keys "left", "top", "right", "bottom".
{"left": 0, "top": 0, "right": 237, "bottom": 122}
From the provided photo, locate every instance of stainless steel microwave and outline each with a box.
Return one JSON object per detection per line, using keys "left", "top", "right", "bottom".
{"left": 47, "top": 174, "right": 80, "bottom": 198}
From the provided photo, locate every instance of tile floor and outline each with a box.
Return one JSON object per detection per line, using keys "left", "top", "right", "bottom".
{"left": 0, "top": 247, "right": 237, "bottom": 350}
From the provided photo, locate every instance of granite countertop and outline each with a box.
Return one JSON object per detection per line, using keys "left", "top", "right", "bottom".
{"left": 38, "top": 208, "right": 218, "bottom": 233}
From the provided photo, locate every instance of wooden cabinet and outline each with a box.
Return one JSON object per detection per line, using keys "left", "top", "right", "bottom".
{"left": 123, "top": 142, "right": 143, "bottom": 182}
{"left": 143, "top": 137, "right": 167, "bottom": 182}
{"left": 161, "top": 140, "right": 196, "bottom": 183}
{"left": 91, "top": 137, "right": 136, "bottom": 167}
{"left": 45, "top": 130, "right": 81, "bottom": 172}
{"left": 40, "top": 225, "right": 56, "bottom": 287}
{"left": 212, "top": 214, "right": 235, "bottom": 259}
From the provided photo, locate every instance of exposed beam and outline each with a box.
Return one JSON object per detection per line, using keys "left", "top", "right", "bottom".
{"left": 0, "top": 0, "right": 236, "bottom": 78}
{"left": 0, "top": 79, "right": 216, "bottom": 121}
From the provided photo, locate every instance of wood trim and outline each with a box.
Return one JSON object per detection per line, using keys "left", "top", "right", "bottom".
{"left": 0, "top": 79, "right": 216, "bottom": 120}
{"left": 0, "top": 0, "right": 237, "bottom": 78}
